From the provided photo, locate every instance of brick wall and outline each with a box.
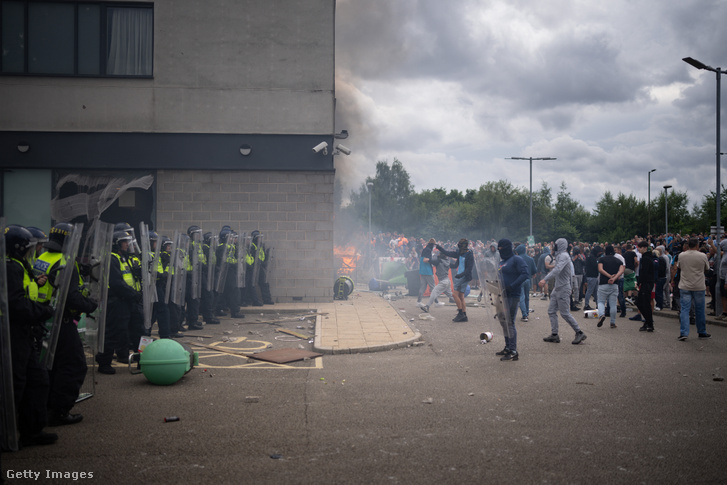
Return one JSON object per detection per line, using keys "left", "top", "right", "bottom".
{"left": 156, "top": 170, "right": 334, "bottom": 302}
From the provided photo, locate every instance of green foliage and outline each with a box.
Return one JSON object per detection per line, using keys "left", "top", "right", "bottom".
{"left": 337, "top": 158, "right": 710, "bottom": 243}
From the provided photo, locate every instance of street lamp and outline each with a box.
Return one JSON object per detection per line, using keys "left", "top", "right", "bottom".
{"left": 663, "top": 185, "right": 672, "bottom": 235}
{"left": 683, "top": 56, "right": 725, "bottom": 315}
{"left": 648, "top": 169, "right": 656, "bottom": 235}
{"left": 367, "top": 181, "right": 374, "bottom": 277}
{"left": 507, "top": 156, "right": 557, "bottom": 241}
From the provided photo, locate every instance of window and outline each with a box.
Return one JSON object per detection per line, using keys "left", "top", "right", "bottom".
{"left": 1, "top": 1, "right": 153, "bottom": 77}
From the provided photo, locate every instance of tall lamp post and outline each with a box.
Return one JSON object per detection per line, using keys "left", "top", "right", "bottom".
{"left": 507, "top": 156, "right": 557, "bottom": 241}
{"left": 663, "top": 185, "right": 672, "bottom": 235}
{"left": 367, "top": 182, "right": 374, "bottom": 277}
{"left": 648, "top": 169, "right": 656, "bottom": 235}
{"left": 682, "top": 56, "right": 724, "bottom": 315}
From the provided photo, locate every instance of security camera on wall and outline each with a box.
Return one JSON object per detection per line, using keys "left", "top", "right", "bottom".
{"left": 335, "top": 144, "right": 352, "bottom": 155}
{"left": 312, "top": 141, "right": 328, "bottom": 155}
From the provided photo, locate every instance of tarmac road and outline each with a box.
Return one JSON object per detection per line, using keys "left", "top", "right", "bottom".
{"left": 3, "top": 293, "right": 726, "bottom": 484}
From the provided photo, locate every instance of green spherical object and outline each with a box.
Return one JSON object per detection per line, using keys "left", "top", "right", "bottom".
{"left": 139, "top": 339, "right": 193, "bottom": 385}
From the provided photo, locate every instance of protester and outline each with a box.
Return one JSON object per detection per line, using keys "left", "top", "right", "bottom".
{"left": 539, "top": 238, "right": 587, "bottom": 345}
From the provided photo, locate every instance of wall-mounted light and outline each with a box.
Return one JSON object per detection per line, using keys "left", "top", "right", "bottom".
{"left": 239, "top": 144, "right": 252, "bottom": 156}
{"left": 17, "top": 142, "right": 29, "bottom": 153}
{"left": 334, "top": 130, "right": 349, "bottom": 139}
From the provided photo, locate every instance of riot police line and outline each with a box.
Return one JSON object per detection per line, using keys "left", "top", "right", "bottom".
{"left": 1, "top": 219, "right": 273, "bottom": 454}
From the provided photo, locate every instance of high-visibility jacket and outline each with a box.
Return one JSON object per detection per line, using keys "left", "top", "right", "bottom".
{"left": 11, "top": 257, "right": 38, "bottom": 301}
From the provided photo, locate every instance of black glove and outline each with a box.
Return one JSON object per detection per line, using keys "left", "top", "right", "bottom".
{"left": 131, "top": 265, "right": 143, "bottom": 281}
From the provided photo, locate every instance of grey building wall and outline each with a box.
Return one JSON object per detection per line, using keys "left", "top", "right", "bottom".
{"left": 0, "top": 0, "right": 335, "bottom": 134}
{"left": 157, "top": 170, "right": 334, "bottom": 301}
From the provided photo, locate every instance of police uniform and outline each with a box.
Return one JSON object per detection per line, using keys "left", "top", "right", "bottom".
{"left": 33, "top": 223, "right": 97, "bottom": 425}
{"left": 5, "top": 226, "right": 57, "bottom": 446}
{"left": 95, "top": 231, "right": 140, "bottom": 374}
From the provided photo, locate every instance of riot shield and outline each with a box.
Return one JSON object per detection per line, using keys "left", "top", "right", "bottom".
{"left": 139, "top": 223, "right": 158, "bottom": 333}
{"left": 40, "top": 223, "right": 83, "bottom": 370}
{"left": 206, "top": 235, "right": 218, "bottom": 292}
{"left": 236, "top": 233, "right": 250, "bottom": 288}
{"left": 0, "top": 218, "right": 19, "bottom": 451}
{"left": 215, "top": 233, "right": 232, "bottom": 294}
{"left": 170, "top": 233, "right": 189, "bottom": 306}
{"left": 473, "top": 249, "right": 511, "bottom": 339}
{"left": 261, "top": 246, "right": 273, "bottom": 284}
{"left": 82, "top": 222, "right": 113, "bottom": 356}
{"left": 250, "top": 233, "right": 264, "bottom": 288}
{"left": 164, "top": 232, "right": 178, "bottom": 305}
{"left": 189, "top": 231, "right": 202, "bottom": 299}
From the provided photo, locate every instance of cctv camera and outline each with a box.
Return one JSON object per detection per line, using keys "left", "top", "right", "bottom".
{"left": 336, "top": 144, "right": 352, "bottom": 155}
{"left": 312, "top": 141, "right": 328, "bottom": 154}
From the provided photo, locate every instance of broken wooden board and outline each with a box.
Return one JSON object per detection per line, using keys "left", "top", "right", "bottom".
{"left": 275, "top": 328, "right": 314, "bottom": 340}
{"left": 185, "top": 341, "right": 254, "bottom": 356}
{"left": 249, "top": 348, "right": 322, "bottom": 364}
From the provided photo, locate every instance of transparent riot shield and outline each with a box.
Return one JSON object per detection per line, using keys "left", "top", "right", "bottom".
{"left": 236, "top": 233, "right": 250, "bottom": 288}
{"left": 82, "top": 222, "right": 113, "bottom": 356}
{"left": 261, "top": 246, "right": 273, "bottom": 285}
{"left": 189, "top": 231, "right": 202, "bottom": 299}
{"left": 40, "top": 223, "right": 84, "bottom": 370}
{"left": 0, "top": 218, "right": 19, "bottom": 451}
{"left": 250, "top": 234, "right": 264, "bottom": 288}
{"left": 170, "top": 233, "right": 189, "bottom": 306}
{"left": 215, "top": 233, "right": 231, "bottom": 294}
{"left": 164, "top": 232, "right": 178, "bottom": 305}
{"left": 139, "top": 223, "right": 159, "bottom": 333}
{"left": 473, "top": 248, "right": 511, "bottom": 339}
{"left": 206, "top": 235, "right": 218, "bottom": 292}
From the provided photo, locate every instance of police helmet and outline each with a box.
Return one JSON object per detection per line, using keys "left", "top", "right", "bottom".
{"left": 219, "top": 227, "right": 232, "bottom": 241}
{"left": 160, "top": 236, "right": 173, "bottom": 249}
{"left": 149, "top": 230, "right": 159, "bottom": 242}
{"left": 203, "top": 232, "right": 213, "bottom": 244}
{"left": 251, "top": 230, "right": 261, "bottom": 243}
{"left": 4, "top": 225, "right": 34, "bottom": 260}
{"left": 45, "top": 222, "right": 74, "bottom": 252}
{"left": 26, "top": 226, "right": 48, "bottom": 244}
{"left": 112, "top": 230, "right": 133, "bottom": 250}
{"left": 187, "top": 225, "right": 202, "bottom": 237}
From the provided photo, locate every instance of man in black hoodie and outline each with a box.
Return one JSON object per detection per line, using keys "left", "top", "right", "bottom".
{"left": 636, "top": 240, "right": 656, "bottom": 332}
{"left": 496, "top": 239, "right": 529, "bottom": 361}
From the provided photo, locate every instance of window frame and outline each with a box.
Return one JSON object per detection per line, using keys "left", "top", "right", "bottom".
{"left": 0, "top": 0, "right": 154, "bottom": 78}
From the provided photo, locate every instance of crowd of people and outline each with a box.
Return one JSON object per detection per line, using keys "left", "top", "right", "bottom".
{"left": 3, "top": 221, "right": 272, "bottom": 449}
{"left": 362, "top": 230, "right": 721, "bottom": 361}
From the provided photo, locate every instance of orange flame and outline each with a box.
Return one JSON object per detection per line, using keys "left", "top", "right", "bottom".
{"left": 334, "top": 245, "right": 359, "bottom": 275}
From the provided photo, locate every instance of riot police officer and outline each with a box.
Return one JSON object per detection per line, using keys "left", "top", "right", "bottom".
{"left": 4, "top": 225, "right": 56, "bottom": 446}
{"left": 33, "top": 223, "right": 97, "bottom": 426}
{"left": 185, "top": 225, "right": 204, "bottom": 330}
{"left": 201, "top": 232, "right": 220, "bottom": 324}
{"left": 95, "top": 230, "right": 141, "bottom": 374}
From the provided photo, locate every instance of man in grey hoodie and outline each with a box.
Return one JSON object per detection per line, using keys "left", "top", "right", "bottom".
{"left": 538, "top": 238, "right": 587, "bottom": 345}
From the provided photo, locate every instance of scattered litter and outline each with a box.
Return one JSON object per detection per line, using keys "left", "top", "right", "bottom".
{"left": 413, "top": 341, "right": 425, "bottom": 347}
{"left": 244, "top": 396, "right": 260, "bottom": 403}
{"left": 713, "top": 375, "right": 724, "bottom": 382}
{"left": 163, "top": 416, "right": 180, "bottom": 423}
{"left": 576, "top": 382, "right": 594, "bottom": 386}
{"left": 468, "top": 392, "right": 475, "bottom": 396}
{"left": 223, "top": 330, "right": 233, "bottom": 335}
{"left": 422, "top": 398, "right": 434, "bottom": 404}
{"left": 270, "top": 454, "right": 283, "bottom": 460}
{"left": 418, "top": 314, "right": 434, "bottom": 320}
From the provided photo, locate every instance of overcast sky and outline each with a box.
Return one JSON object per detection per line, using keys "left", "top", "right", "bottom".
{"left": 333, "top": 0, "right": 727, "bottom": 213}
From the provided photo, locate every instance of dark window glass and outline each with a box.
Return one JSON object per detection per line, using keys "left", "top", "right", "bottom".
{"left": 1, "top": 1, "right": 25, "bottom": 73}
{"left": 28, "top": 2, "right": 75, "bottom": 74}
{"left": 78, "top": 4, "right": 100, "bottom": 75}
